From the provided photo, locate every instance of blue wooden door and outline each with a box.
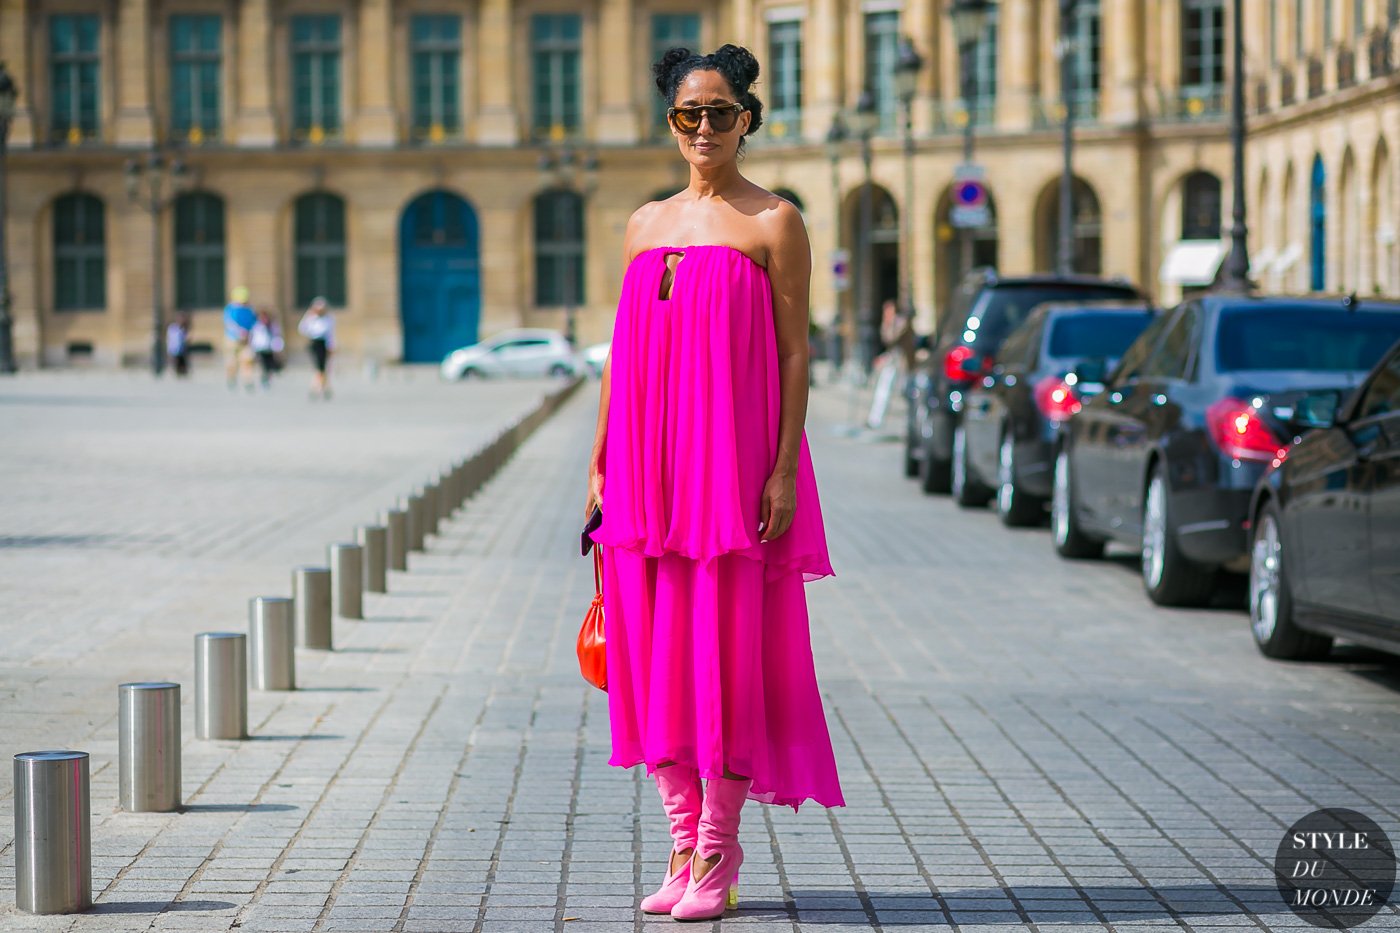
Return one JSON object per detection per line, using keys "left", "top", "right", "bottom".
{"left": 400, "top": 191, "right": 480, "bottom": 363}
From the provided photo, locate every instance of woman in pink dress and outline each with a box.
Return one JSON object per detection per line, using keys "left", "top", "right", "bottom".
{"left": 584, "top": 44, "right": 844, "bottom": 921}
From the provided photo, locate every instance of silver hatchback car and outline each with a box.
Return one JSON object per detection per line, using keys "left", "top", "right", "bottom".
{"left": 440, "top": 329, "right": 584, "bottom": 380}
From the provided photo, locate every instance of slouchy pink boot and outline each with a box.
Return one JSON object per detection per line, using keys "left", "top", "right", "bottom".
{"left": 671, "top": 776, "right": 751, "bottom": 921}
{"left": 639, "top": 765, "right": 703, "bottom": 914}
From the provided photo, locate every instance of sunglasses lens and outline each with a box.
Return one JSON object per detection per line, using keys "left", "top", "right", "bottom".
{"left": 671, "top": 106, "right": 740, "bottom": 134}
{"left": 673, "top": 110, "right": 700, "bottom": 133}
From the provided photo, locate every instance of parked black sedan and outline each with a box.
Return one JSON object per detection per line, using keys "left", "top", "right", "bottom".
{"left": 956, "top": 301, "right": 1158, "bottom": 525}
{"left": 906, "top": 269, "right": 1143, "bottom": 493}
{"left": 1247, "top": 337, "right": 1400, "bottom": 660}
{"left": 1051, "top": 295, "right": 1400, "bottom": 607}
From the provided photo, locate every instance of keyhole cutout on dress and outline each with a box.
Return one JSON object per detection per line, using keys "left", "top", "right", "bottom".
{"left": 658, "top": 251, "right": 685, "bottom": 301}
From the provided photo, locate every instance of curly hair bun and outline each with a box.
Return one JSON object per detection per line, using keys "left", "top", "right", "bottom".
{"left": 652, "top": 46, "right": 694, "bottom": 98}
{"left": 710, "top": 44, "right": 760, "bottom": 88}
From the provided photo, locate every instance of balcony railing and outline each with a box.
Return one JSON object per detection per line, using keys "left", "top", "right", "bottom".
{"left": 1307, "top": 57, "right": 1324, "bottom": 98}
{"left": 930, "top": 98, "right": 997, "bottom": 135}
{"left": 1371, "top": 28, "right": 1395, "bottom": 77}
{"left": 1337, "top": 45, "right": 1356, "bottom": 88}
{"left": 1254, "top": 79, "right": 1271, "bottom": 115}
{"left": 1030, "top": 93, "right": 1098, "bottom": 129}
{"left": 1280, "top": 67, "right": 1297, "bottom": 106}
{"left": 1159, "top": 85, "right": 1227, "bottom": 122}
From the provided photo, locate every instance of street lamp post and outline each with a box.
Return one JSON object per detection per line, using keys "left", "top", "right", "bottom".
{"left": 893, "top": 37, "right": 924, "bottom": 321}
{"left": 825, "top": 113, "right": 848, "bottom": 373}
{"left": 1056, "top": 0, "right": 1078, "bottom": 276}
{"left": 538, "top": 147, "right": 598, "bottom": 346}
{"left": 1218, "top": 0, "right": 1252, "bottom": 292}
{"left": 849, "top": 90, "right": 879, "bottom": 380}
{"left": 125, "top": 149, "right": 189, "bottom": 376}
{"left": 0, "top": 63, "right": 19, "bottom": 374}
{"left": 949, "top": 0, "right": 992, "bottom": 279}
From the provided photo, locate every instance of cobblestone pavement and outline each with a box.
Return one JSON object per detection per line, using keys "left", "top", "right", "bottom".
{"left": 3, "top": 372, "right": 1400, "bottom": 933}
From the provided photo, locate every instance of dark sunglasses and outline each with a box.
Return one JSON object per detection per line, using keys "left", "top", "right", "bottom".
{"left": 667, "top": 102, "right": 746, "bottom": 135}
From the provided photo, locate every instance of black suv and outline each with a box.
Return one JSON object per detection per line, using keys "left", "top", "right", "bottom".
{"left": 906, "top": 269, "right": 1144, "bottom": 493}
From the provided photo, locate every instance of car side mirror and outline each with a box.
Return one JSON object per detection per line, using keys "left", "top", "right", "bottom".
{"left": 1291, "top": 392, "right": 1341, "bottom": 430}
{"left": 1072, "top": 358, "right": 1108, "bottom": 386}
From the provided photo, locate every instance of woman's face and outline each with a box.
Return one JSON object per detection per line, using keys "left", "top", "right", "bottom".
{"left": 668, "top": 69, "right": 751, "bottom": 169}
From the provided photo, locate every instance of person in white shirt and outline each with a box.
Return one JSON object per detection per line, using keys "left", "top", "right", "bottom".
{"left": 297, "top": 296, "right": 336, "bottom": 399}
{"left": 249, "top": 309, "right": 285, "bottom": 389}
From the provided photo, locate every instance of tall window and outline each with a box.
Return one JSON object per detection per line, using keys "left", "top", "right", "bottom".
{"left": 295, "top": 193, "right": 347, "bottom": 307}
{"left": 652, "top": 14, "right": 702, "bottom": 133}
{"left": 864, "top": 11, "right": 899, "bottom": 132}
{"left": 174, "top": 192, "right": 226, "bottom": 309}
{"left": 767, "top": 19, "right": 803, "bottom": 138}
{"left": 50, "top": 15, "right": 100, "bottom": 144}
{"left": 53, "top": 193, "right": 105, "bottom": 310}
{"left": 1354, "top": 0, "right": 1366, "bottom": 36}
{"left": 1181, "top": 0, "right": 1225, "bottom": 93}
{"left": 291, "top": 15, "right": 341, "bottom": 142}
{"left": 1324, "top": 0, "right": 1335, "bottom": 46}
{"left": 170, "top": 15, "right": 221, "bottom": 143}
{"left": 535, "top": 190, "right": 585, "bottom": 306}
{"left": 1182, "top": 172, "right": 1223, "bottom": 240}
{"left": 411, "top": 15, "right": 461, "bottom": 140}
{"left": 532, "top": 14, "right": 582, "bottom": 139}
{"left": 970, "top": 9, "right": 999, "bottom": 124}
{"left": 1069, "top": 1, "right": 1102, "bottom": 119}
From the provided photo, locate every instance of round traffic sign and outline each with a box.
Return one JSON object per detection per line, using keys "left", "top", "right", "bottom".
{"left": 954, "top": 180, "right": 986, "bottom": 208}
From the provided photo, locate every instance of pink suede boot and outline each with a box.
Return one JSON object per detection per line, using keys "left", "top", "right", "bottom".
{"left": 671, "top": 776, "right": 751, "bottom": 921}
{"left": 638, "top": 765, "right": 703, "bottom": 914}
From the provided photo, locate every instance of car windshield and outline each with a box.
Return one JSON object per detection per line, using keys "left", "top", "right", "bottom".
{"left": 1046, "top": 311, "right": 1155, "bottom": 359}
{"left": 970, "top": 284, "right": 1140, "bottom": 349}
{"left": 1215, "top": 306, "right": 1400, "bottom": 372}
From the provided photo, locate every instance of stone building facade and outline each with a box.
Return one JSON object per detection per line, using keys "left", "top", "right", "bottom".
{"left": 1, "top": 0, "right": 1397, "bottom": 368}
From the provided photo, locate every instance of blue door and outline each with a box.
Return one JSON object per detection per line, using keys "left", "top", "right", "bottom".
{"left": 1309, "top": 156, "right": 1327, "bottom": 292}
{"left": 400, "top": 190, "right": 480, "bottom": 363}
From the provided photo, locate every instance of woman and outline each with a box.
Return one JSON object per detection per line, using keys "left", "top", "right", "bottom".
{"left": 249, "top": 308, "right": 285, "bottom": 389}
{"left": 585, "top": 44, "right": 843, "bottom": 922}
{"left": 297, "top": 297, "right": 335, "bottom": 399}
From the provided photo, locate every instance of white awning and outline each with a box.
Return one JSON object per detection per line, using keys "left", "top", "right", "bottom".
{"left": 1248, "top": 247, "right": 1275, "bottom": 275}
{"left": 1275, "top": 243, "right": 1303, "bottom": 272}
{"left": 1159, "top": 240, "right": 1228, "bottom": 286}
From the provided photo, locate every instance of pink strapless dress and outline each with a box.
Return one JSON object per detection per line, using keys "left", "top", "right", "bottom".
{"left": 589, "top": 244, "right": 844, "bottom": 811}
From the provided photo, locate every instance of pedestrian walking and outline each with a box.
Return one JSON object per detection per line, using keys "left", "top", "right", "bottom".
{"left": 249, "top": 308, "right": 284, "bottom": 389}
{"left": 223, "top": 286, "right": 257, "bottom": 390}
{"left": 297, "top": 297, "right": 335, "bottom": 400}
{"left": 583, "top": 44, "right": 843, "bottom": 923}
{"left": 166, "top": 313, "right": 192, "bottom": 378}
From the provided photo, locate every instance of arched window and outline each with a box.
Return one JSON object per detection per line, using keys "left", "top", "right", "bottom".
{"left": 295, "top": 192, "right": 347, "bottom": 307}
{"left": 535, "top": 189, "right": 585, "bottom": 306}
{"left": 772, "top": 188, "right": 805, "bottom": 212}
{"left": 1309, "top": 156, "right": 1327, "bottom": 291}
{"left": 1042, "top": 178, "right": 1102, "bottom": 275}
{"left": 1182, "top": 172, "right": 1222, "bottom": 240}
{"left": 174, "top": 192, "right": 226, "bottom": 309}
{"left": 53, "top": 193, "right": 105, "bottom": 310}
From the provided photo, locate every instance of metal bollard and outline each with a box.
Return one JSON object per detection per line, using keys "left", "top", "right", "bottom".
{"left": 249, "top": 596, "right": 296, "bottom": 691}
{"left": 423, "top": 481, "right": 441, "bottom": 536}
{"left": 293, "top": 566, "right": 332, "bottom": 649}
{"left": 195, "top": 632, "right": 247, "bottom": 739}
{"left": 357, "top": 524, "right": 387, "bottom": 593}
{"left": 406, "top": 491, "right": 426, "bottom": 551}
{"left": 118, "top": 682, "right": 181, "bottom": 813}
{"left": 14, "top": 751, "right": 91, "bottom": 915}
{"left": 384, "top": 508, "right": 408, "bottom": 572}
{"left": 329, "top": 542, "right": 363, "bottom": 619}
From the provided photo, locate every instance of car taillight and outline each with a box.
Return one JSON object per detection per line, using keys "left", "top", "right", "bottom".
{"left": 1205, "top": 397, "right": 1289, "bottom": 463}
{"left": 944, "top": 345, "right": 989, "bottom": 382}
{"left": 1034, "top": 376, "right": 1082, "bottom": 423}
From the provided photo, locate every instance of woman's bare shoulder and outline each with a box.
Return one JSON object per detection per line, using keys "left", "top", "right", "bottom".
{"left": 624, "top": 198, "right": 681, "bottom": 261}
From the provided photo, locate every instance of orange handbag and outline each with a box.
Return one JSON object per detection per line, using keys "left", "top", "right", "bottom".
{"left": 577, "top": 547, "right": 607, "bottom": 691}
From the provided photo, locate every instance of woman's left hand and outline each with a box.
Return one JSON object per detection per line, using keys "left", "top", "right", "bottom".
{"left": 759, "top": 469, "right": 796, "bottom": 542}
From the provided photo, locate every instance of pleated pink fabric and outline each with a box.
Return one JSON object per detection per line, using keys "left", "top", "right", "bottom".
{"left": 589, "top": 244, "right": 844, "bottom": 811}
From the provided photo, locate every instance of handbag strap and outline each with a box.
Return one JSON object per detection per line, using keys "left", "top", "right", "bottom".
{"left": 593, "top": 547, "right": 603, "bottom": 595}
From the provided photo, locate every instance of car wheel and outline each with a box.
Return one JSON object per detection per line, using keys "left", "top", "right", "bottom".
{"left": 1249, "top": 502, "right": 1333, "bottom": 660}
{"left": 1051, "top": 449, "right": 1104, "bottom": 559}
{"left": 1140, "top": 465, "right": 1217, "bottom": 607}
{"left": 918, "top": 430, "right": 951, "bottom": 495}
{"left": 952, "top": 425, "right": 993, "bottom": 508}
{"left": 458, "top": 367, "right": 480, "bottom": 380}
{"left": 997, "top": 433, "right": 1044, "bottom": 528}
{"left": 548, "top": 363, "right": 571, "bottom": 378}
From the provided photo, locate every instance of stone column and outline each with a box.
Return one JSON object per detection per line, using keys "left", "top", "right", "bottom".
{"left": 805, "top": 0, "right": 841, "bottom": 142}
{"left": 997, "top": 0, "right": 1037, "bottom": 131}
{"left": 475, "top": 0, "right": 519, "bottom": 144}
{"left": 1102, "top": 0, "right": 1145, "bottom": 124}
{"left": 113, "top": 0, "right": 155, "bottom": 145}
{"left": 234, "top": 0, "right": 277, "bottom": 145}
{"left": 355, "top": 0, "right": 396, "bottom": 145}
{"left": 0, "top": 1, "right": 35, "bottom": 146}
{"left": 595, "top": 0, "right": 638, "bottom": 143}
